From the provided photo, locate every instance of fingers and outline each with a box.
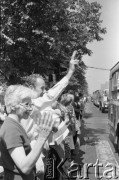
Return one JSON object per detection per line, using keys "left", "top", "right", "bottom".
{"left": 46, "top": 112, "right": 53, "bottom": 127}
{"left": 40, "top": 111, "right": 54, "bottom": 130}
{"left": 72, "top": 59, "right": 79, "bottom": 64}
{"left": 40, "top": 112, "right": 46, "bottom": 125}
{"left": 44, "top": 112, "right": 52, "bottom": 126}
{"left": 36, "top": 112, "right": 42, "bottom": 126}
{"left": 71, "top": 50, "right": 77, "bottom": 61}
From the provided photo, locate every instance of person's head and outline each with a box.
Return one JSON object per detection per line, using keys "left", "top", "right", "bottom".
{"left": 25, "top": 74, "right": 46, "bottom": 97}
{"left": 60, "top": 93, "right": 73, "bottom": 106}
{"left": 4, "top": 85, "right": 36, "bottom": 119}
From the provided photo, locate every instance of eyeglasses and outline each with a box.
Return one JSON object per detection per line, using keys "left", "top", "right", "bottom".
{"left": 19, "top": 102, "right": 33, "bottom": 109}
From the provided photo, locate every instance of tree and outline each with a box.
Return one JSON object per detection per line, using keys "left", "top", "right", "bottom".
{"left": 0, "top": 0, "right": 106, "bottom": 92}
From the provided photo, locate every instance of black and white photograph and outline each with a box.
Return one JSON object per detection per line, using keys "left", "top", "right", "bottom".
{"left": 0, "top": 0, "right": 119, "bottom": 179}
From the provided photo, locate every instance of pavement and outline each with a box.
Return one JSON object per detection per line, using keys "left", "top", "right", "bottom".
{"left": 72, "top": 101, "right": 119, "bottom": 180}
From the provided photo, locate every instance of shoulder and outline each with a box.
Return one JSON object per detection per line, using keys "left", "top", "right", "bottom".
{"left": 0, "top": 117, "right": 29, "bottom": 150}
{"left": 0, "top": 117, "right": 24, "bottom": 139}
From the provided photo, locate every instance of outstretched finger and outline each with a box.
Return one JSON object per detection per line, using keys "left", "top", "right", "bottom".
{"left": 45, "top": 111, "right": 53, "bottom": 126}
{"left": 40, "top": 112, "right": 47, "bottom": 125}
{"left": 71, "top": 50, "right": 77, "bottom": 60}
{"left": 47, "top": 113, "right": 53, "bottom": 127}
{"left": 36, "top": 112, "right": 42, "bottom": 126}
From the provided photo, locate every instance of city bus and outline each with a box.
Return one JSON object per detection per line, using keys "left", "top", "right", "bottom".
{"left": 108, "top": 62, "right": 119, "bottom": 150}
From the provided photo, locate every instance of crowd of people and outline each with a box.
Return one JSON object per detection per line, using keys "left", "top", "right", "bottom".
{"left": 0, "top": 51, "right": 86, "bottom": 180}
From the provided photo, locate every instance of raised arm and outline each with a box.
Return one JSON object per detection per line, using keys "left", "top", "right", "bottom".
{"left": 32, "top": 51, "right": 79, "bottom": 110}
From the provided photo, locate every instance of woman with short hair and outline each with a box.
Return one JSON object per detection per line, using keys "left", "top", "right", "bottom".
{"left": 0, "top": 85, "right": 54, "bottom": 180}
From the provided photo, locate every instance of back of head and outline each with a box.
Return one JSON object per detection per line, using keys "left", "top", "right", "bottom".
{"left": 4, "top": 85, "right": 36, "bottom": 114}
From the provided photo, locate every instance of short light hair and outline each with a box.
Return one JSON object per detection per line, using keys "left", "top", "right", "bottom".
{"left": 60, "top": 93, "right": 73, "bottom": 106}
{"left": 4, "top": 85, "right": 36, "bottom": 114}
{"left": 23, "top": 74, "right": 44, "bottom": 88}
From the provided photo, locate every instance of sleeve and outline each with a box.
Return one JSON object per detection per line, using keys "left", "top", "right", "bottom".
{"left": 4, "top": 127, "right": 23, "bottom": 150}
{"left": 32, "top": 77, "right": 69, "bottom": 110}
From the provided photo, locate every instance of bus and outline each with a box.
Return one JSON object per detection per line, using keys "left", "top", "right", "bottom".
{"left": 108, "top": 62, "right": 119, "bottom": 150}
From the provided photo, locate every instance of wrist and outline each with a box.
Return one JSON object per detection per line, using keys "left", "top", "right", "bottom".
{"left": 67, "top": 69, "right": 74, "bottom": 77}
{"left": 37, "top": 129, "right": 51, "bottom": 141}
{"left": 37, "top": 136, "right": 47, "bottom": 143}
{"left": 69, "top": 67, "right": 74, "bottom": 72}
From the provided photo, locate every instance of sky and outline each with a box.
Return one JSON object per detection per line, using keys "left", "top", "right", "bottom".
{"left": 83, "top": 0, "right": 119, "bottom": 94}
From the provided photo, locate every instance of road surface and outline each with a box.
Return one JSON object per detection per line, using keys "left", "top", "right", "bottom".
{"left": 72, "top": 101, "right": 119, "bottom": 180}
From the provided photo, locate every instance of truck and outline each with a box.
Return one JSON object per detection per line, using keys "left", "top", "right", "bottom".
{"left": 108, "top": 62, "right": 119, "bottom": 151}
{"left": 99, "top": 89, "right": 109, "bottom": 113}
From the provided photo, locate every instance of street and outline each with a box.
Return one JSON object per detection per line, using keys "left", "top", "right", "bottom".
{"left": 72, "top": 101, "right": 119, "bottom": 180}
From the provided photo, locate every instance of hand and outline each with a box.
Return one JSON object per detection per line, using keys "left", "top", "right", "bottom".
{"left": 37, "top": 112, "right": 54, "bottom": 140}
{"left": 69, "top": 50, "right": 79, "bottom": 72}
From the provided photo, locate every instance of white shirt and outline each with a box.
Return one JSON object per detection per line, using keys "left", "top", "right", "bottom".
{"left": 32, "top": 76, "right": 69, "bottom": 110}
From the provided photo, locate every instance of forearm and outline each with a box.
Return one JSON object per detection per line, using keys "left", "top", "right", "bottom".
{"left": 65, "top": 69, "right": 74, "bottom": 81}
{"left": 20, "top": 137, "right": 47, "bottom": 174}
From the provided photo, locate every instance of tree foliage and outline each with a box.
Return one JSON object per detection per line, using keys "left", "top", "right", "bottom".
{"left": 0, "top": 0, "right": 106, "bottom": 91}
